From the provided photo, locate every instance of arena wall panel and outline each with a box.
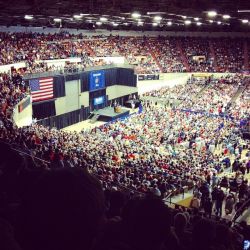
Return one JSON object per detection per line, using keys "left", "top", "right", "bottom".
{"left": 64, "top": 80, "right": 80, "bottom": 113}
{"left": 137, "top": 73, "right": 190, "bottom": 94}
{"left": 13, "top": 95, "right": 32, "bottom": 127}
{"left": 79, "top": 91, "right": 89, "bottom": 108}
{"left": 106, "top": 85, "right": 138, "bottom": 101}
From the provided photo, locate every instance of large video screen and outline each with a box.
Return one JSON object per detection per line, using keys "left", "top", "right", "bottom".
{"left": 93, "top": 96, "right": 105, "bottom": 106}
{"left": 89, "top": 70, "right": 105, "bottom": 91}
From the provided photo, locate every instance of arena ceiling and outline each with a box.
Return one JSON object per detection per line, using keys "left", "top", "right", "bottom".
{"left": 0, "top": 0, "right": 250, "bottom": 32}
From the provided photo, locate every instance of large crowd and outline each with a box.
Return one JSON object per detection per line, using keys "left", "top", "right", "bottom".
{"left": 0, "top": 32, "right": 250, "bottom": 250}
{"left": 0, "top": 32, "right": 249, "bottom": 75}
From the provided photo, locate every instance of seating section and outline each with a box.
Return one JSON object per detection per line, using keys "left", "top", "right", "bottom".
{"left": 0, "top": 33, "right": 248, "bottom": 74}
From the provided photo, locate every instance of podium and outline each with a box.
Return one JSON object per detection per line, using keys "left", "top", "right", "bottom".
{"left": 114, "top": 106, "right": 122, "bottom": 113}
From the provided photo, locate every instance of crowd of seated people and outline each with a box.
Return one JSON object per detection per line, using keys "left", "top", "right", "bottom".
{"left": 0, "top": 72, "right": 27, "bottom": 130}
{"left": 0, "top": 73, "right": 248, "bottom": 197}
{"left": 0, "top": 32, "right": 248, "bottom": 75}
{"left": 180, "top": 75, "right": 243, "bottom": 113}
{"left": 0, "top": 145, "right": 249, "bottom": 250}
{"left": 0, "top": 68, "right": 249, "bottom": 249}
{"left": 211, "top": 38, "right": 244, "bottom": 73}
{"left": 148, "top": 37, "right": 186, "bottom": 73}
{"left": 229, "top": 83, "right": 250, "bottom": 120}
{"left": 143, "top": 84, "right": 204, "bottom": 103}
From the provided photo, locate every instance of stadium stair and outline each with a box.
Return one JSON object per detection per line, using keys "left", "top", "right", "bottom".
{"left": 89, "top": 114, "right": 100, "bottom": 123}
{"left": 230, "top": 86, "right": 246, "bottom": 104}
{"left": 243, "top": 41, "right": 249, "bottom": 70}
{"left": 176, "top": 40, "right": 190, "bottom": 72}
{"left": 178, "top": 84, "right": 210, "bottom": 108}
{"left": 209, "top": 41, "right": 219, "bottom": 71}
{"left": 150, "top": 50, "right": 163, "bottom": 72}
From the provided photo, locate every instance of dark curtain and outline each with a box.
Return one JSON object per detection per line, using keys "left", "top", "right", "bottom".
{"left": 117, "top": 68, "right": 136, "bottom": 86}
{"left": 80, "top": 72, "right": 89, "bottom": 92}
{"left": 65, "top": 73, "right": 80, "bottom": 81}
{"left": 105, "top": 68, "right": 117, "bottom": 86}
{"left": 37, "top": 107, "right": 90, "bottom": 130}
{"left": 33, "top": 100, "right": 56, "bottom": 120}
{"left": 53, "top": 75, "right": 66, "bottom": 98}
{"left": 89, "top": 89, "right": 106, "bottom": 99}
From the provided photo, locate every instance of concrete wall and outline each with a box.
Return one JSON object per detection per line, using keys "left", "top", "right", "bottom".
{"left": 137, "top": 72, "right": 237, "bottom": 94}
{"left": 137, "top": 73, "right": 190, "bottom": 94}
{"left": 55, "top": 79, "right": 81, "bottom": 115}
{"left": 79, "top": 91, "right": 89, "bottom": 108}
{"left": 106, "top": 85, "right": 138, "bottom": 100}
{"left": 13, "top": 96, "right": 32, "bottom": 127}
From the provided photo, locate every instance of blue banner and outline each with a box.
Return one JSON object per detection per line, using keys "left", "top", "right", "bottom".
{"left": 89, "top": 70, "right": 105, "bottom": 91}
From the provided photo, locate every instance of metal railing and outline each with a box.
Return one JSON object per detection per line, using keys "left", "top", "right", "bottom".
{"left": 23, "top": 63, "right": 134, "bottom": 80}
{"left": 232, "top": 197, "right": 250, "bottom": 224}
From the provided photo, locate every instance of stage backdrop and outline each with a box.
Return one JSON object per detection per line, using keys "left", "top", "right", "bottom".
{"left": 89, "top": 70, "right": 105, "bottom": 91}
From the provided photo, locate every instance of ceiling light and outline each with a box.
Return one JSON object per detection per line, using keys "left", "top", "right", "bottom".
{"left": 54, "top": 18, "right": 61, "bottom": 23}
{"left": 207, "top": 11, "right": 217, "bottom": 17}
{"left": 196, "top": 22, "right": 202, "bottom": 26}
{"left": 138, "top": 21, "right": 144, "bottom": 26}
{"left": 100, "top": 17, "right": 108, "bottom": 22}
{"left": 154, "top": 16, "right": 162, "bottom": 21}
{"left": 184, "top": 20, "right": 191, "bottom": 25}
{"left": 194, "top": 17, "right": 199, "bottom": 21}
{"left": 24, "top": 15, "right": 33, "bottom": 20}
{"left": 217, "top": 21, "right": 222, "bottom": 25}
{"left": 209, "top": 20, "right": 214, "bottom": 23}
{"left": 73, "top": 15, "right": 82, "bottom": 19}
{"left": 242, "top": 19, "right": 249, "bottom": 23}
{"left": 112, "top": 22, "right": 119, "bottom": 26}
{"left": 182, "top": 16, "right": 187, "bottom": 19}
{"left": 132, "top": 12, "right": 141, "bottom": 18}
{"left": 152, "top": 22, "right": 158, "bottom": 27}
{"left": 123, "top": 22, "right": 129, "bottom": 26}
{"left": 167, "top": 21, "right": 172, "bottom": 26}
{"left": 223, "top": 14, "right": 230, "bottom": 19}
{"left": 96, "top": 21, "right": 102, "bottom": 26}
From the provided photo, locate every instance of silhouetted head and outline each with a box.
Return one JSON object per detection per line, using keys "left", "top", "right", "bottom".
{"left": 17, "top": 167, "right": 105, "bottom": 250}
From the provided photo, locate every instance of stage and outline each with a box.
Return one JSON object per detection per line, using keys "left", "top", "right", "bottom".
{"left": 90, "top": 106, "right": 130, "bottom": 122}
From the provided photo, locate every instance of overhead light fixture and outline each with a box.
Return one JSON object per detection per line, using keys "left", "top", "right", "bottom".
{"left": 167, "top": 21, "right": 172, "bottom": 26}
{"left": 194, "top": 17, "right": 199, "bottom": 21}
{"left": 112, "top": 22, "right": 119, "bottom": 26}
{"left": 96, "top": 21, "right": 102, "bottom": 26}
{"left": 184, "top": 20, "right": 191, "bottom": 25}
{"left": 152, "top": 22, "right": 158, "bottom": 27}
{"left": 207, "top": 11, "right": 217, "bottom": 17}
{"left": 223, "top": 14, "right": 230, "bottom": 19}
{"left": 154, "top": 16, "right": 162, "bottom": 22}
{"left": 182, "top": 16, "right": 187, "bottom": 19}
{"left": 238, "top": 10, "right": 250, "bottom": 13}
{"left": 24, "top": 15, "right": 33, "bottom": 20}
{"left": 54, "top": 18, "right": 61, "bottom": 23}
{"left": 242, "top": 19, "right": 249, "bottom": 23}
{"left": 196, "top": 22, "right": 202, "bottom": 26}
{"left": 73, "top": 15, "right": 82, "bottom": 19}
{"left": 217, "top": 21, "right": 222, "bottom": 25}
{"left": 132, "top": 12, "right": 141, "bottom": 18}
{"left": 100, "top": 17, "right": 108, "bottom": 22}
{"left": 209, "top": 20, "right": 214, "bottom": 23}
{"left": 138, "top": 21, "right": 144, "bottom": 26}
{"left": 123, "top": 22, "right": 129, "bottom": 26}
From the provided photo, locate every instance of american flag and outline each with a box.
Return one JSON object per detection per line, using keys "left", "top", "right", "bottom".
{"left": 29, "top": 77, "right": 54, "bottom": 102}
